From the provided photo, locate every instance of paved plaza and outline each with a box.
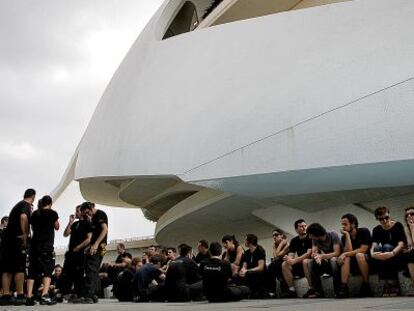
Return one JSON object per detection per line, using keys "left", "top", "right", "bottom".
{"left": 1, "top": 298, "right": 414, "bottom": 311}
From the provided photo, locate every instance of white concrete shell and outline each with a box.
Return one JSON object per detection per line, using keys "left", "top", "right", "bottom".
{"left": 54, "top": 0, "right": 414, "bottom": 246}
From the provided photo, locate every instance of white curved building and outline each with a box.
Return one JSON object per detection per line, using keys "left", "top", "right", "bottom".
{"left": 54, "top": 0, "right": 414, "bottom": 246}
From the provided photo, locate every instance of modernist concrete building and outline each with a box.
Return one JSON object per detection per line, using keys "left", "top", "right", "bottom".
{"left": 54, "top": 0, "right": 414, "bottom": 248}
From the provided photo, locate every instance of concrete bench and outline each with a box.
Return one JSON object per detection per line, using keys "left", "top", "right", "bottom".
{"left": 288, "top": 272, "right": 412, "bottom": 297}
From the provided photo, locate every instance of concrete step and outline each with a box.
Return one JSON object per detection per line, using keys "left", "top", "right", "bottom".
{"left": 290, "top": 271, "right": 413, "bottom": 297}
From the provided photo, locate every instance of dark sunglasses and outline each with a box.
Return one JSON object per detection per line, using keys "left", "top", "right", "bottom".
{"left": 376, "top": 215, "right": 390, "bottom": 221}
{"left": 405, "top": 212, "right": 414, "bottom": 218}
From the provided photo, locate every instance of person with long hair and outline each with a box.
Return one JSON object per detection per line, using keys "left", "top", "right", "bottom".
{"left": 222, "top": 235, "right": 244, "bottom": 277}
{"left": 26, "top": 195, "right": 60, "bottom": 306}
{"left": 370, "top": 206, "right": 406, "bottom": 296}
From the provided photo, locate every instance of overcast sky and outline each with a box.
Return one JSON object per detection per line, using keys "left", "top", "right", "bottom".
{"left": 0, "top": 0, "right": 165, "bottom": 246}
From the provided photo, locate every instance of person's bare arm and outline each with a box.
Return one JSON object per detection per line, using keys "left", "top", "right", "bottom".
{"left": 248, "top": 259, "right": 265, "bottom": 272}
{"left": 63, "top": 215, "right": 75, "bottom": 237}
{"left": 233, "top": 246, "right": 243, "bottom": 266}
{"left": 274, "top": 240, "right": 287, "bottom": 257}
{"left": 321, "top": 243, "right": 341, "bottom": 260}
{"left": 342, "top": 231, "right": 352, "bottom": 252}
{"left": 293, "top": 248, "right": 312, "bottom": 264}
{"left": 20, "top": 213, "right": 29, "bottom": 247}
{"left": 54, "top": 219, "right": 60, "bottom": 231}
{"left": 343, "top": 244, "right": 369, "bottom": 257}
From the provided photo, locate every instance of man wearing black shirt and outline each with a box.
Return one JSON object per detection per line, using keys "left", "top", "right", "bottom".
{"left": 76, "top": 202, "right": 108, "bottom": 304}
{"left": 62, "top": 205, "right": 92, "bottom": 299}
{"left": 0, "top": 189, "right": 35, "bottom": 306}
{"left": 200, "top": 241, "right": 249, "bottom": 302}
{"left": 161, "top": 243, "right": 202, "bottom": 301}
{"left": 106, "top": 243, "right": 132, "bottom": 297}
{"left": 194, "top": 240, "right": 210, "bottom": 264}
{"left": 336, "top": 214, "right": 372, "bottom": 298}
{"left": 370, "top": 207, "right": 406, "bottom": 296}
{"left": 238, "top": 234, "right": 266, "bottom": 298}
{"left": 281, "top": 219, "right": 312, "bottom": 298}
{"left": 26, "top": 195, "right": 60, "bottom": 306}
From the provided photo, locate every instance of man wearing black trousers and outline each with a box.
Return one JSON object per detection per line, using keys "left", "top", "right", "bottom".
{"left": 73, "top": 202, "right": 108, "bottom": 304}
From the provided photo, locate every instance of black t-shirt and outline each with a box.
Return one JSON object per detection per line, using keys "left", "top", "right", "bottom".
{"left": 91, "top": 209, "right": 108, "bottom": 247}
{"left": 68, "top": 219, "right": 93, "bottom": 252}
{"left": 194, "top": 251, "right": 210, "bottom": 264}
{"left": 199, "top": 258, "right": 232, "bottom": 302}
{"left": 242, "top": 245, "right": 266, "bottom": 270}
{"left": 166, "top": 256, "right": 200, "bottom": 287}
{"left": 6, "top": 200, "right": 31, "bottom": 237}
{"left": 116, "top": 252, "right": 132, "bottom": 264}
{"left": 341, "top": 227, "right": 372, "bottom": 250}
{"left": 372, "top": 222, "right": 407, "bottom": 247}
{"left": 30, "top": 209, "right": 59, "bottom": 252}
{"left": 289, "top": 235, "right": 312, "bottom": 257}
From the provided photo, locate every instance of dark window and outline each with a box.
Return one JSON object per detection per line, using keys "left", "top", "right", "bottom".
{"left": 163, "top": 1, "right": 198, "bottom": 40}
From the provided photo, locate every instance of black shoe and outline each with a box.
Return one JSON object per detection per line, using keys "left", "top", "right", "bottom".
{"left": 70, "top": 297, "right": 84, "bottom": 304}
{"left": 80, "top": 297, "right": 94, "bottom": 304}
{"left": 281, "top": 289, "right": 297, "bottom": 298}
{"left": 335, "top": 284, "right": 349, "bottom": 299}
{"left": 40, "top": 294, "right": 57, "bottom": 306}
{"left": 303, "top": 288, "right": 324, "bottom": 298}
{"left": 25, "top": 296, "right": 36, "bottom": 306}
{"left": 92, "top": 295, "right": 99, "bottom": 303}
{"left": 0, "top": 295, "right": 13, "bottom": 306}
{"left": 13, "top": 295, "right": 26, "bottom": 306}
{"left": 359, "top": 282, "right": 373, "bottom": 297}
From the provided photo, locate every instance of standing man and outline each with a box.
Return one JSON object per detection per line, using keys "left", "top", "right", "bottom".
{"left": 336, "top": 214, "right": 372, "bottom": 298}
{"left": 0, "top": 216, "right": 9, "bottom": 294}
{"left": 281, "top": 219, "right": 312, "bottom": 298}
{"left": 76, "top": 202, "right": 108, "bottom": 304}
{"left": 0, "top": 189, "right": 35, "bottom": 306}
{"left": 62, "top": 205, "right": 92, "bottom": 300}
{"left": 304, "top": 223, "right": 342, "bottom": 298}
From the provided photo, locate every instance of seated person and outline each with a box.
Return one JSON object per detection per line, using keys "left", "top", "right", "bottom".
{"left": 115, "top": 257, "right": 135, "bottom": 302}
{"left": 304, "top": 223, "right": 341, "bottom": 298}
{"left": 50, "top": 265, "right": 64, "bottom": 302}
{"left": 160, "top": 247, "right": 176, "bottom": 273}
{"left": 281, "top": 219, "right": 312, "bottom": 298}
{"left": 199, "top": 241, "right": 250, "bottom": 302}
{"left": 267, "top": 229, "right": 289, "bottom": 295}
{"left": 337, "top": 214, "right": 372, "bottom": 298}
{"left": 237, "top": 234, "right": 266, "bottom": 298}
{"left": 371, "top": 206, "right": 406, "bottom": 296}
{"left": 222, "top": 235, "right": 244, "bottom": 277}
{"left": 163, "top": 243, "right": 202, "bottom": 302}
{"left": 403, "top": 207, "right": 414, "bottom": 296}
{"left": 194, "top": 240, "right": 210, "bottom": 264}
{"left": 133, "top": 255, "right": 165, "bottom": 302}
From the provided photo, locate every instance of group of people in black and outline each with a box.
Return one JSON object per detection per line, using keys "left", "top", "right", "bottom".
{"left": 1, "top": 188, "right": 414, "bottom": 305}
{"left": 0, "top": 188, "right": 108, "bottom": 306}
{"left": 107, "top": 207, "right": 414, "bottom": 302}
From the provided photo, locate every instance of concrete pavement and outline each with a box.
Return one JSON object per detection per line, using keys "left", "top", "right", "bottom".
{"left": 1, "top": 298, "right": 414, "bottom": 311}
